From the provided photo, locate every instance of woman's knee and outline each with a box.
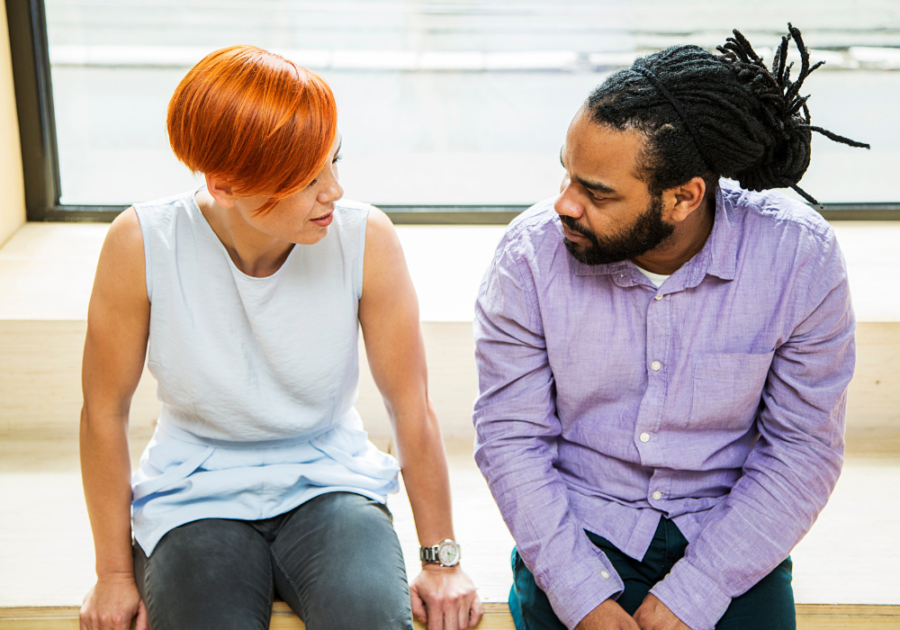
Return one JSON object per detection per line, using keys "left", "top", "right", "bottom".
{"left": 136, "top": 519, "right": 273, "bottom": 630}
{"left": 272, "top": 493, "right": 412, "bottom": 629}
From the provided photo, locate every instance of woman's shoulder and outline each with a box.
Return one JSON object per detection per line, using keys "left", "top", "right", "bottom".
{"left": 132, "top": 190, "right": 198, "bottom": 229}
{"left": 332, "top": 198, "right": 374, "bottom": 233}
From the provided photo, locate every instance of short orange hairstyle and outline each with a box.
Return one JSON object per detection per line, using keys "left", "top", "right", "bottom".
{"left": 167, "top": 45, "right": 337, "bottom": 212}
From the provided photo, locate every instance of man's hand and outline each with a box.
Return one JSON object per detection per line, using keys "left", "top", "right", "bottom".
{"left": 410, "top": 564, "right": 483, "bottom": 629}
{"left": 575, "top": 599, "right": 641, "bottom": 630}
{"left": 80, "top": 573, "right": 148, "bottom": 630}
{"left": 633, "top": 594, "right": 691, "bottom": 630}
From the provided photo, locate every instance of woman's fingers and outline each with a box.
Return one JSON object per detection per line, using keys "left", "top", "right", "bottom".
{"left": 457, "top": 594, "right": 470, "bottom": 630}
{"left": 410, "top": 582, "right": 429, "bottom": 625}
{"left": 135, "top": 599, "right": 149, "bottom": 630}
{"left": 468, "top": 592, "right": 484, "bottom": 628}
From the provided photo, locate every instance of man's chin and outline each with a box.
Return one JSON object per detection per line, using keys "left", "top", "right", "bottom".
{"left": 563, "top": 237, "right": 624, "bottom": 266}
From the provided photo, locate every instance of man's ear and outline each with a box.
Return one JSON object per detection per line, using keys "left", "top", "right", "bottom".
{"left": 665, "top": 176, "right": 707, "bottom": 223}
{"left": 205, "top": 173, "right": 237, "bottom": 208}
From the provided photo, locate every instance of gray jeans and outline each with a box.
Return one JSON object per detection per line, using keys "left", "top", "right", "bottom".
{"left": 134, "top": 492, "right": 413, "bottom": 630}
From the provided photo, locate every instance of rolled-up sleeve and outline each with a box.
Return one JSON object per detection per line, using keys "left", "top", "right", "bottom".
{"left": 473, "top": 240, "right": 623, "bottom": 630}
{"left": 651, "top": 231, "right": 855, "bottom": 630}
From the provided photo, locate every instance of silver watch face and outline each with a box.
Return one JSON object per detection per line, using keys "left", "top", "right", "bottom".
{"left": 437, "top": 540, "right": 461, "bottom": 566}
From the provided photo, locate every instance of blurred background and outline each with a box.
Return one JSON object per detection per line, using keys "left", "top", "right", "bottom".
{"left": 44, "top": 0, "right": 900, "bottom": 208}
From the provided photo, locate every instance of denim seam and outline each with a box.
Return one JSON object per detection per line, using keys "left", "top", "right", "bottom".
{"left": 271, "top": 549, "right": 308, "bottom": 621}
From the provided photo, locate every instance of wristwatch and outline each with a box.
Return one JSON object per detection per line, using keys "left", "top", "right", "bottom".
{"left": 420, "top": 539, "right": 461, "bottom": 567}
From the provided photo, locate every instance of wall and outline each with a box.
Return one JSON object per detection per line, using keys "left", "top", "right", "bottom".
{"left": 0, "top": 0, "right": 25, "bottom": 247}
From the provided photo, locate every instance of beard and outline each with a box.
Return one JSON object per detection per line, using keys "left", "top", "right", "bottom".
{"left": 561, "top": 194, "right": 675, "bottom": 266}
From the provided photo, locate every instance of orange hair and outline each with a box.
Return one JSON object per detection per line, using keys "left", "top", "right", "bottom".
{"left": 167, "top": 45, "right": 337, "bottom": 213}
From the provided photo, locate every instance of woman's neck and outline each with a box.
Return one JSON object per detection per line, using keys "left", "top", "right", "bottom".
{"left": 195, "top": 189, "right": 294, "bottom": 278}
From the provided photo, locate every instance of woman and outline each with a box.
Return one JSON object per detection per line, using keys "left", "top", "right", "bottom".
{"left": 79, "top": 45, "right": 481, "bottom": 630}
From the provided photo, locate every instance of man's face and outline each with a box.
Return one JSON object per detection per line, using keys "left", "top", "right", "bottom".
{"left": 555, "top": 111, "right": 675, "bottom": 266}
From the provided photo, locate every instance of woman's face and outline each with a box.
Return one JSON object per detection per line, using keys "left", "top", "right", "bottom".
{"left": 231, "top": 133, "right": 344, "bottom": 246}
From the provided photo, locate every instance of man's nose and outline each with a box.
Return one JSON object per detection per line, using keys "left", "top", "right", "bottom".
{"left": 554, "top": 182, "right": 583, "bottom": 220}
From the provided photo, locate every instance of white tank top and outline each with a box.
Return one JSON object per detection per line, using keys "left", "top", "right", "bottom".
{"left": 136, "top": 190, "right": 369, "bottom": 442}
{"left": 131, "top": 190, "right": 401, "bottom": 555}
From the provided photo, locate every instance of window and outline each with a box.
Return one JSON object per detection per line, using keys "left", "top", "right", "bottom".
{"left": 10, "top": 1, "right": 900, "bottom": 222}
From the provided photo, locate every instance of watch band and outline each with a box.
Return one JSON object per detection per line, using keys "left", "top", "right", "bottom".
{"left": 419, "top": 539, "right": 461, "bottom": 566}
{"left": 420, "top": 545, "right": 440, "bottom": 563}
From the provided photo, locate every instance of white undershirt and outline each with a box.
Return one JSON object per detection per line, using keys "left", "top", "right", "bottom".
{"left": 635, "top": 265, "right": 671, "bottom": 288}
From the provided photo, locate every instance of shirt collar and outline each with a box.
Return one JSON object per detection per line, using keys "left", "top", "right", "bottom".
{"left": 572, "top": 183, "right": 739, "bottom": 284}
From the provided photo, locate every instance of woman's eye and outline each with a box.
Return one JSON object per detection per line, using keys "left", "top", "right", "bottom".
{"left": 333, "top": 154, "right": 342, "bottom": 163}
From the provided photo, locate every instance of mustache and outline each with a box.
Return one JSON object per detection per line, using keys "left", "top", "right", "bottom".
{"left": 560, "top": 215, "right": 596, "bottom": 240}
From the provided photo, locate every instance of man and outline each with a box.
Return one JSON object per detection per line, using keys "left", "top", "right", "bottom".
{"left": 473, "top": 26, "right": 866, "bottom": 630}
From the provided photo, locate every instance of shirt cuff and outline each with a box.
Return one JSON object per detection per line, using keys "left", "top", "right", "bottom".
{"left": 542, "top": 552, "right": 625, "bottom": 630}
{"left": 649, "top": 559, "right": 731, "bottom": 630}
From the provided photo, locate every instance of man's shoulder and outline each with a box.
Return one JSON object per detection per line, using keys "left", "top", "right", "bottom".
{"left": 497, "top": 197, "right": 563, "bottom": 259}
{"left": 721, "top": 180, "right": 834, "bottom": 247}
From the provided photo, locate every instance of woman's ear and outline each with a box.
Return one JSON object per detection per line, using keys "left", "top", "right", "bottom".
{"left": 666, "top": 176, "right": 707, "bottom": 223}
{"left": 204, "top": 173, "right": 237, "bottom": 208}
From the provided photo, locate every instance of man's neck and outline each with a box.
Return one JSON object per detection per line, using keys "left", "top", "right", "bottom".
{"left": 632, "top": 196, "right": 715, "bottom": 276}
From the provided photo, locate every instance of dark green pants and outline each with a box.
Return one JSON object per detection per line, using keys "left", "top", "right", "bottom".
{"left": 510, "top": 517, "right": 795, "bottom": 630}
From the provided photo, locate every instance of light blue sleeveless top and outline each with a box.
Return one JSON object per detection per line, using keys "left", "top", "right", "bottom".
{"left": 131, "top": 191, "right": 400, "bottom": 555}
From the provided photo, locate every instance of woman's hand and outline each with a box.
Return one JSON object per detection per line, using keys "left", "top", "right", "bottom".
{"left": 410, "top": 565, "right": 483, "bottom": 630}
{"left": 80, "top": 574, "right": 148, "bottom": 630}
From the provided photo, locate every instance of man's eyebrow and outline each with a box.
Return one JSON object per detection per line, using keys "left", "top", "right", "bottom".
{"left": 560, "top": 147, "right": 617, "bottom": 195}
{"left": 574, "top": 175, "right": 616, "bottom": 195}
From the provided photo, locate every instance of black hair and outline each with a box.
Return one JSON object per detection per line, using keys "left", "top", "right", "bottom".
{"left": 585, "top": 24, "right": 869, "bottom": 205}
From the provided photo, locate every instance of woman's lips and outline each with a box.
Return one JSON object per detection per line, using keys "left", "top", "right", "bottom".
{"left": 310, "top": 211, "right": 334, "bottom": 227}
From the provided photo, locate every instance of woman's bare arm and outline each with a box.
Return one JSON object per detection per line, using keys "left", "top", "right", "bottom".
{"left": 79, "top": 208, "right": 151, "bottom": 630}
{"left": 358, "top": 209, "right": 482, "bottom": 630}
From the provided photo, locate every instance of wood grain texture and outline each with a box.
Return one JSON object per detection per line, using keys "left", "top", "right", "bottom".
{"left": 1, "top": 320, "right": 897, "bottom": 452}
{"left": 3, "top": 603, "right": 899, "bottom": 630}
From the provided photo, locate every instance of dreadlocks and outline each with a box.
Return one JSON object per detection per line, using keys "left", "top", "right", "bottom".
{"left": 586, "top": 24, "right": 870, "bottom": 205}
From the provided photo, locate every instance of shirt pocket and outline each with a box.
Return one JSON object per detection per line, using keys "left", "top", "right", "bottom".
{"left": 687, "top": 351, "right": 775, "bottom": 431}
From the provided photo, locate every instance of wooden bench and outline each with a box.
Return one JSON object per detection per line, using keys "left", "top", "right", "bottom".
{"left": 2, "top": 222, "right": 900, "bottom": 629}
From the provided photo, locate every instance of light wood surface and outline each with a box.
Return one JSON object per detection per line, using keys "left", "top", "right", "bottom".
{"left": 2, "top": 319, "right": 898, "bottom": 452}
{"left": 3, "top": 603, "right": 900, "bottom": 630}
{"left": 1, "top": 439, "right": 898, "bottom": 610}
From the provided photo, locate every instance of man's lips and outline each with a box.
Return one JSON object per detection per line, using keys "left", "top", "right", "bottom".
{"left": 561, "top": 222, "right": 588, "bottom": 242}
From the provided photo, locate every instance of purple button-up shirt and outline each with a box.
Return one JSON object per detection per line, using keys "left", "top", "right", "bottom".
{"left": 473, "top": 181, "right": 855, "bottom": 630}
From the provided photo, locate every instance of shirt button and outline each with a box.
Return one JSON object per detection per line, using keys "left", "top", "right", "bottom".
{"left": 652, "top": 491, "right": 662, "bottom": 500}
{"left": 654, "top": 295, "right": 663, "bottom": 301}
{"left": 640, "top": 432, "right": 650, "bottom": 443}
{"left": 601, "top": 570, "right": 610, "bottom": 579}
{"left": 651, "top": 361, "right": 661, "bottom": 371}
